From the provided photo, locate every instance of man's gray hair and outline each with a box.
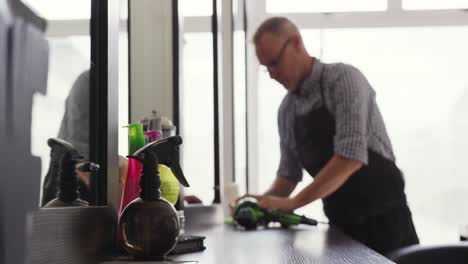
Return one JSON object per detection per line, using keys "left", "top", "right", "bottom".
{"left": 253, "top": 16, "right": 299, "bottom": 44}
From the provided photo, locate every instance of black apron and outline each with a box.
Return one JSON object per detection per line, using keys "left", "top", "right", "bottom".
{"left": 294, "top": 86, "right": 419, "bottom": 255}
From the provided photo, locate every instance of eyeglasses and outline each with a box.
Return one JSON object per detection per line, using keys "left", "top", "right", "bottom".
{"left": 262, "top": 38, "right": 291, "bottom": 72}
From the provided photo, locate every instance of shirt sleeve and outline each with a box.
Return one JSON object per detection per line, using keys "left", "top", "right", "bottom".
{"left": 58, "top": 70, "right": 90, "bottom": 159}
{"left": 331, "top": 65, "right": 372, "bottom": 165}
{"left": 276, "top": 97, "right": 303, "bottom": 181}
{"left": 277, "top": 140, "right": 303, "bottom": 181}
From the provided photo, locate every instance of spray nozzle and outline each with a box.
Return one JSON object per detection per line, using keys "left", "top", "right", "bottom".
{"left": 127, "top": 135, "right": 189, "bottom": 187}
{"left": 48, "top": 138, "right": 83, "bottom": 162}
{"left": 48, "top": 138, "right": 99, "bottom": 171}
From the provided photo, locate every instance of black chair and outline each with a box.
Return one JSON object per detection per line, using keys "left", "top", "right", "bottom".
{"left": 387, "top": 242, "right": 468, "bottom": 264}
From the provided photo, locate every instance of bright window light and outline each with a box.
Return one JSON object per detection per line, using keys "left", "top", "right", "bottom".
{"left": 404, "top": 0, "right": 468, "bottom": 10}
{"left": 320, "top": 26, "right": 468, "bottom": 243}
{"left": 266, "top": 0, "right": 386, "bottom": 13}
{"left": 234, "top": 30, "right": 247, "bottom": 194}
{"left": 21, "top": 0, "right": 90, "bottom": 20}
{"left": 181, "top": 0, "right": 212, "bottom": 17}
{"left": 180, "top": 33, "right": 215, "bottom": 204}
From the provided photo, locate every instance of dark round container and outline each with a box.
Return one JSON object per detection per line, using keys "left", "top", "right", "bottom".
{"left": 119, "top": 197, "right": 180, "bottom": 258}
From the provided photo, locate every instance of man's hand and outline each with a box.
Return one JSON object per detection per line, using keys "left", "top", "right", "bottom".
{"left": 238, "top": 194, "right": 298, "bottom": 212}
{"left": 184, "top": 195, "right": 203, "bottom": 204}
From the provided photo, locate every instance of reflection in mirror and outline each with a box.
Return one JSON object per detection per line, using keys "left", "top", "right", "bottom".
{"left": 25, "top": 0, "right": 94, "bottom": 207}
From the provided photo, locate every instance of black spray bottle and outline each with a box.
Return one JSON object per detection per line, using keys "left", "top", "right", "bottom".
{"left": 44, "top": 138, "right": 99, "bottom": 207}
{"left": 119, "top": 135, "right": 190, "bottom": 259}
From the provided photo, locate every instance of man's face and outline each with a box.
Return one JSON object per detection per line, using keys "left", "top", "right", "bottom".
{"left": 255, "top": 33, "right": 299, "bottom": 92}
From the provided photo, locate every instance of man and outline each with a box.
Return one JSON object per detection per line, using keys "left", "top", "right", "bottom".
{"left": 245, "top": 16, "right": 419, "bottom": 255}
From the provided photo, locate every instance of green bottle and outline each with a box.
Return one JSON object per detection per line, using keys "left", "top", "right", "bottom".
{"left": 128, "top": 123, "right": 145, "bottom": 155}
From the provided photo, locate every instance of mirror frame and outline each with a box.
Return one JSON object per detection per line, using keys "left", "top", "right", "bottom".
{"left": 89, "top": 0, "right": 120, "bottom": 208}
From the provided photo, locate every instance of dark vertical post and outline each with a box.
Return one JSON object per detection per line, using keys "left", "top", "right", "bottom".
{"left": 90, "top": 0, "right": 108, "bottom": 205}
{"left": 212, "top": 0, "right": 221, "bottom": 203}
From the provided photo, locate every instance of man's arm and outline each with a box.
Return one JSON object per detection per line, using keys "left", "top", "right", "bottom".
{"left": 237, "top": 176, "right": 298, "bottom": 209}
{"left": 264, "top": 175, "right": 298, "bottom": 197}
{"left": 292, "top": 154, "right": 362, "bottom": 208}
{"left": 251, "top": 155, "right": 362, "bottom": 211}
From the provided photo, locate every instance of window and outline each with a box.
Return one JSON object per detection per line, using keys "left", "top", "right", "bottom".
{"left": 234, "top": 30, "right": 247, "bottom": 194}
{"left": 266, "top": 0, "right": 386, "bottom": 13}
{"left": 118, "top": 0, "right": 129, "bottom": 157}
{"left": 403, "top": 0, "right": 468, "bottom": 10}
{"left": 118, "top": 33, "right": 129, "bottom": 157}
{"left": 180, "top": 33, "right": 215, "bottom": 203}
{"left": 22, "top": 0, "right": 90, "bottom": 20}
{"left": 181, "top": 0, "right": 213, "bottom": 16}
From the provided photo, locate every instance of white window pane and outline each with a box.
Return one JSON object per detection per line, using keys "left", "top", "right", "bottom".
{"left": 233, "top": 0, "right": 239, "bottom": 16}
{"left": 181, "top": 0, "right": 212, "bottom": 17}
{"left": 22, "top": 0, "right": 90, "bottom": 20}
{"left": 234, "top": 30, "right": 247, "bottom": 194}
{"left": 404, "top": 0, "right": 468, "bottom": 10}
{"left": 302, "top": 30, "right": 325, "bottom": 59}
{"left": 321, "top": 26, "right": 468, "bottom": 243}
{"left": 119, "top": 32, "right": 129, "bottom": 157}
{"left": 181, "top": 33, "right": 214, "bottom": 204}
{"left": 256, "top": 68, "right": 285, "bottom": 192}
{"left": 266, "top": 0, "right": 386, "bottom": 13}
{"left": 120, "top": 0, "right": 128, "bottom": 20}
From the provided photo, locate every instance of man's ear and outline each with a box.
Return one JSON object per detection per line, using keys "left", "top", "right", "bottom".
{"left": 291, "top": 34, "right": 301, "bottom": 50}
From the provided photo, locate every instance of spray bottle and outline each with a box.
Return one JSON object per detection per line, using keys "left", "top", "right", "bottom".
{"left": 43, "top": 138, "right": 99, "bottom": 207}
{"left": 119, "top": 135, "right": 189, "bottom": 259}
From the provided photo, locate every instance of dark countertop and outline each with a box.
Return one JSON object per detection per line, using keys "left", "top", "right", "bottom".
{"left": 168, "top": 223, "right": 395, "bottom": 264}
{"left": 29, "top": 205, "right": 395, "bottom": 264}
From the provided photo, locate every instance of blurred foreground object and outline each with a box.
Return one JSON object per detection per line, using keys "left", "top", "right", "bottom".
{"left": 28, "top": 206, "right": 116, "bottom": 264}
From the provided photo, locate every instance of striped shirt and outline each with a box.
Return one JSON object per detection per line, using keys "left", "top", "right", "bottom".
{"left": 277, "top": 58, "right": 395, "bottom": 181}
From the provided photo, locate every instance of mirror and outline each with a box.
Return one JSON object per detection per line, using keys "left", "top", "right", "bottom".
{"left": 1, "top": 0, "right": 121, "bottom": 262}
{"left": 22, "top": 0, "right": 94, "bottom": 207}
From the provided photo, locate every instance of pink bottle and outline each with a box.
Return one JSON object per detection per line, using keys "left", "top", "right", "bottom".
{"left": 119, "top": 124, "right": 145, "bottom": 217}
